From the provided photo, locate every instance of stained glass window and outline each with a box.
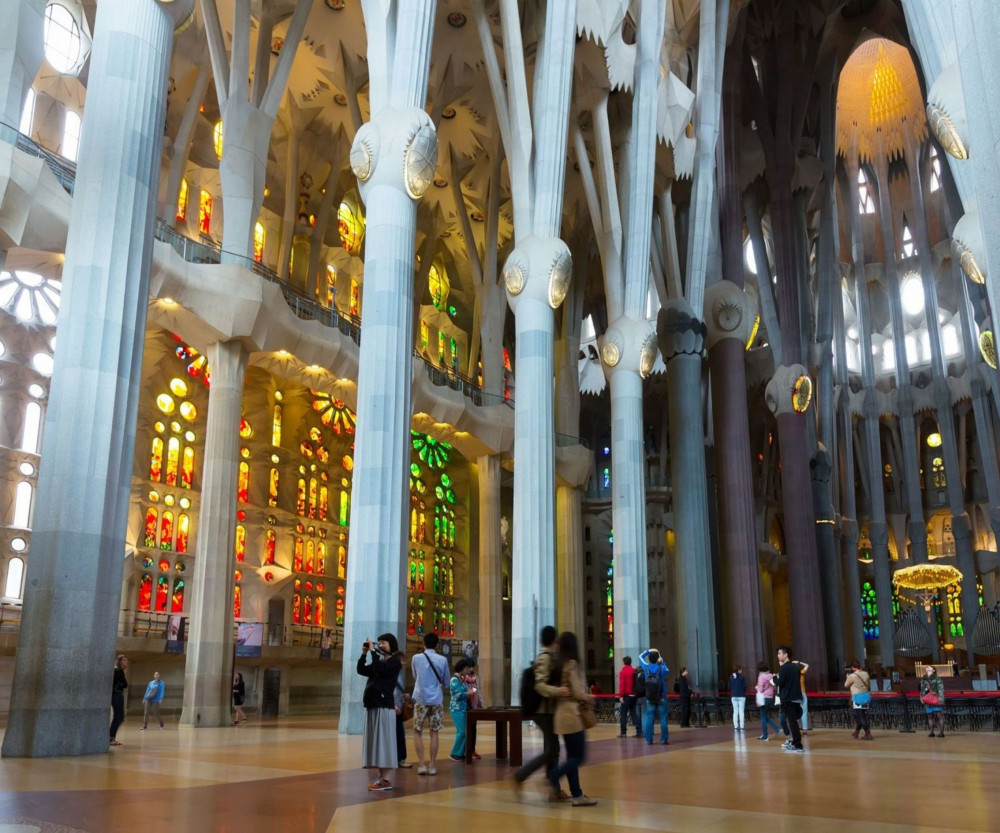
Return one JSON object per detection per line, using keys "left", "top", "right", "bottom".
{"left": 155, "top": 576, "right": 169, "bottom": 612}
{"left": 294, "top": 537, "right": 304, "bottom": 571}
{"left": 862, "top": 581, "right": 879, "bottom": 639}
{"left": 428, "top": 263, "right": 448, "bottom": 310}
{"left": 171, "top": 579, "right": 185, "bottom": 613}
{"left": 165, "top": 437, "right": 180, "bottom": 486}
{"left": 181, "top": 446, "right": 195, "bottom": 488}
{"left": 199, "top": 190, "right": 212, "bottom": 235}
{"left": 420, "top": 321, "right": 430, "bottom": 353}
{"left": 450, "top": 336, "right": 459, "bottom": 372}
{"left": 234, "top": 525, "right": 246, "bottom": 562}
{"left": 319, "top": 485, "right": 328, "bottom": 521}
{"left": 340, "top": 491, "right": 349, "bottom": 526}
{"left": 253, "top": 221, "right": 265, "bottom": 263}
{"left": 213, "top": 120, "right": 224, "bottom": 160}
{"left": 315, "top": 596, "right": 325, "bottom": 626}
{"left": 602, "top": 467, "right": 611, "bottom": 489}
{"left": 307, "top": 478, "right": 318, "bottom": 519}
{"left": 412, "top": 431, "right": 450, "bottom": 469}
{"left": 297, "top": 479, "right": 306, "bottom": 515}
{"left": 350, "top": 279, "right": 360, "bottom": 317}
{"left": 144, "top": 508, "right": 158, "bottom": 547}
{"left": 326, "top": 265, "right": 336, "bottom": 307}
{"left": 312, "top": 395, "right": 356, "bottom": 434}
{"left": 438, "top": 330, "right": 446, "bottom": 365}
{"left": 160, "top": 511, "right": 174, "bottom": 550}
{"left": 269, "top": 468, "right": 279, "bottom": 507}
{"left": 272, "top": 404, "right": 282, "bottom": 447}
{"left": 138, "top": 574, "right": 152, "bottom": 611}
{"left": 176, "top": 514, "right": 190, "bottom": 554}
{"left": 947, "top": 584, "right": 964, "bottom": 637}
{"left": 264, "top": 529, "right": 276, "bottom": 565}
{"left": 337, "top": 196, "right": 365, "bottom": 253}
{"left": 177, "top": 178, "right": 189, "bottom": 221}
{"left": 336, "top": 597, "right": 345, "bottom": 626}
{"left": 317, "top": 542, "right": 326, "bottom": 574}
{"left": 305, "top": 540, "right": 315, "bottom": 574}
{"left": 238, "top": 461, "right": 250, "bottom": 503}
{"left": 234, "top": 584, "right": 242, "bottom": 619}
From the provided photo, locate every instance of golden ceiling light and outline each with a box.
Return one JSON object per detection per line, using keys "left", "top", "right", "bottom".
{"left": 893, "top": 563, "right": 963, "bottom": 611}
{"left": 836, "top": 38, "right": 927, "bottom": 164}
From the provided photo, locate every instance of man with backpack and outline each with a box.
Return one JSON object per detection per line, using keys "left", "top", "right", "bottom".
{"left": 638, "top": 648, "right": 670, "bottom": 745}
{"left": 513, "top": 626, "right": 569, "bottom": 800}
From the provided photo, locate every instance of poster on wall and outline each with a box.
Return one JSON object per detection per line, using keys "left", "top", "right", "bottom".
{"left": 236, "top": 622, "right": 264, "bottom": 658}
{"left": 165, "top": 616, "right": 186, "bottom": 654}
{"left": 320, "top": 628, "right": 333, "bottom": 660}
{"left": 439, "top": 639, "right": 453, "bottom": 669}
{"left": 462, "top": 640, "right": 479, "bottom": 664}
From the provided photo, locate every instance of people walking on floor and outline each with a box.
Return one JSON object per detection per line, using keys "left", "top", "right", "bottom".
{"left": 728, "top": 666, "right": 747, "bottom": 731}
{"left": 773, "top": 646, "right": 806, "bottom": 752}
{"left": 358, "top": 633, "right": 403, "bottom": 791}
{"left": 755, "top": 662, "right": 781, "bottom": 741}
{"left": 394, "top": 652, "right": 413, "bottom": 768}
{"left": 920, "top": 665, "right": 947, "bottom": 738}
{"left": 448, "top": 658, "right": 474, "bottom": 761}
{"left": 618, "top": 656, "right": 641, "bottom": 738}
{"left": 232, "top": 672, "right": 246, "bottom": 725}
{"left": 844, "top": 660, "right": 873, "bottom": 740}
{"left": 109, "top": 655, "right": 128, "bottom": 746}
{"left": 678, "top": 667, "right": 693, "bottom": 727}
{"left": 638, "top": 648, "right": 670, "bottom": 745}
{"left": 411, "top": 632, "right": 449, "bottom": 775}
{"left": 513, "top": 625, "right": 568, "bottom": 800}
{"left": 141, "top": 671, "right": 165, "bottom": 730}
{"left": 549, "top": 631, "right": 598, "bottom": 806}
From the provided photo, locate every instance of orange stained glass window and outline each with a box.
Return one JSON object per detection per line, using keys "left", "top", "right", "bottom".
{"left": 238, "top": 461, "right": 250, "bottom": 503}
{"left": 138, "top": 574, "right": 152, "bottom": 611}
{"left": 165, "top": 437, "right": 180, "bottom": 487}
{"left": 176, "top": 513, "right": 190, "bottom": 554}
{"left": 297, "top": 479, "right": 306, "bottom": 515}
{"left": 268, "top": 468, "right": 279, "bottom": 507}
{"left": 235, "top": 524, "right": 246, "bottom": 562}
{"left": 144, "top": 508, "right": 158, "bottom": 547}
{"left": 315, "top": 596, "right": 325, "bottom": 626}
{"left": 155, "top": 576, "right": 169, "bottom": 612}
{"left": 292, "top": 593, "right": 301, "bottom": 624}
{"left": 317, "top": 542, "right": 326, "bottom": 574}
{"left": 159, "top": 511, "right": 174, "bottom": 550}
{"left": 171, "top": 579, "right": 185, "bottom": 613}
{"left": 338, "top": 546, "right": 346, "bottom": 579}
{"left": 349, "top": 279, "right": 359, "bottom": 316}
{"left": 234, "top": 584, "right": 242, "bottom": 619}
{"left": 199, "top": 189, "right": 212, "bottom": 235}
{"left": 177, "top": 178, "right": 189, "bottom": 221}
{"left": 294, "top": 537, "right": 304, "bottom": 571}
{"left": 149, "top": 437, "right": 163, "bottom": 482}
{"left": 305, "top": 540, "right": 315, "bottom": 574}
{"left": 303, "top": 595, "right": 313, "bottom": 622}
{"left": 336, "top": 597, "right": 345, "bottom": 626}
{"left": 272, "top": 404, "right": 282, "bottom": 447}
{"left": 264, "top": 529, "right": 276, "bottom": 565}
{"left": 308, "top": 478, "right": 318, "bottom": 519}
{"left": 253, "top": 221, "right": 265, "bottom": 263}
{"left": 181, "top": 447, "right": 195, "bottom": 489}
{"left": 319, "top": 485, "right": 328, "bottom": 521}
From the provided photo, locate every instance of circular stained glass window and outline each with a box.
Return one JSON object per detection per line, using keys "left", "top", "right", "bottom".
{"left": 240, "top": 419, "right": 253, "bottom": 439}
{"left": 28, "top": 383, "right": 45, "bottom": 398}
{"left": 142, "top": 557, "right": 154, "bottom": 568}
{"left": 169, "top": 378, "right": 188, "bottom": 397}
{"left": 316, "top": 582, "right": 325, "bottom": 592}
{"left": 32, "top": 353, "right": 54, "bottom": 376}
{"left": 154, "top": 421, "right": 165, "bottom": 434}
{"left": 240, "top": 447, "right": 251, "bottom": 459}
{"left": 179, "top": 497, "right": 190, "bottom": 509}
{"left": 18, "top": 462, "right": 35, "bottom": 476}
{"left": 148, "top": 490, "right": 159, "bottom": 502}
{"left": 175, "top": 562, "right": 185, "bottom": 573}
{"left": 164, "top": 494, "right": 175, "bottom": 506}
{"left": 158, "top": 559, "right": 170, "bottom": 572}
{"left": 792, "top": 374, "right": 813, "bottom": 413}
{"left": 179, "top": 401, "right": 197, "bottom": 421}
{"left": 10, "top": 538, "right": 26, "bottom": 553}
{"left": 170, "top": 421, "right": 182, "bottom": 434}
{"left": 156, "top": 394, "right": 175, "bottom": 414}
{"left": 185, "top": 431, "right": 196, "bottom": 443}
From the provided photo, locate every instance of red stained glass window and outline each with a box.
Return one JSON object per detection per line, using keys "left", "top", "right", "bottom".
{"left": 303, "top": 595, "right": 313, "bottom": 623}
{"left": 199, "top": 189, "right": 212, "bottom": 235}
{"left": 297, "top": 479, "right": 306, "bottom": 516}
{"left": 165, "top": 438, "right": 180, "bottom": 487}
{"left": 264, "top": 530, "right": 275, "bottom": 565}
{"left": 293, "top": 538, "right": 303, "bottom": 572}
{"left": 305, "top": 540, "right": 315, "bottom": 574}
{"left": 316, "top": 542, "right": 326, "bottom": 574}
{"left": 177, "top": 514, "right": 190, "bottom": 554}
{"left": 292, "top": 593, "right": 301, "bottom": 624}
{"left": 171, "top": 579, "right": 185, "bottom": 613}
{"left": 233, "top": 584, "right": 242, "bottom": 619}
{"left": 181, "top": 447, "right": 195, "bottom": 489}
{"left": 155, "top": 576, "right": 169, "bottom": 612}
{"left": 338, "top": 546, "right": 346, "bottom": 579}
{"left": 314, "top": 596, "right": 325, "bottom": 626}
{"left": 234, "top": 525, "right": 246, "bottom": 562}
{"left": 138, "top": 574, "right": 152, "bottom": 611}
{"left": 144, "top": 508, "right": 158, "bottom": 548}
{"left": 159, "top": 512, "right": 173, "bottom": 551}
{"left": 238, "top": 461, "right": 249, "bottom": 503}
{"left": 336, "top": 597, "right": 345, "bottom": 626}
{"left": 177, "top": 178, "right": 189, "bottom": 222}
{"left": 149, "top": 437, "right": 163, "bottom": 482}
{"left": 268, "top": 468, "right": 279, "bottom": 507}
{"left": 308, "top": 478, "right": 318, "bottom": 519}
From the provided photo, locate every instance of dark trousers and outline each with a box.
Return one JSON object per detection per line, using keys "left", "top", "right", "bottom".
{"left": 396, "top": 711, "right": 407, "bottom": 762}
{"left": 514, "top": 712, "right": 558, "bottom": 784}
{"left": 550, "top": 730, "right": 586, "bottom": 799}
{"left": 110, "top": 691, "right": 125, "bottom": 740}
{"left": 782, "top": 701, "right": 803, "bottom": 748}
{"left": 680, "top": 695, "right": 692, "bottom": 727}
{"left": 852, "top": 707, "right": 871, "bottom": 735}
{"left": 619, "top": 695, "right": 639, "bottom": 734}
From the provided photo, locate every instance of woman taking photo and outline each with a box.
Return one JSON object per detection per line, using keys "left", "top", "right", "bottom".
{"left": 920, "top": 665, "right": 947, "bottom": 738}
{"left": 548, "top": 631, "right": 597, "bottom": 807}
{"left": 357, "top": 633, "right": 403, "bottom": 791}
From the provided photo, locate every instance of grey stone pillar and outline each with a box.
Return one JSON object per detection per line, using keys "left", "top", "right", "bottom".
{"left": 477, "top": 454, "right": 505, "bottom": 707}
{"left": 659, "top": 301, "right": 717, "bottom": 691}
{"left": 556, "top": 484, "right": 585, "bottom": 640}
{"left": 338, "top": 0, "right": 437, "bottom": 734}
{"left": 180, "top": 339, "right": 248, "bottom": 727}
{"left": 0, "top": 0, "right": 44, "bottom": 129}
{"left": 811, "top": 446, "right": 845, "bottom": 676}
{"left": 2, "top": 0, "right": 181, "bottom": 758}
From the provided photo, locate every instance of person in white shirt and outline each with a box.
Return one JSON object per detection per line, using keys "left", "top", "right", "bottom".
{"left": 410, "top": 632, "right": 449, "bottom": 775}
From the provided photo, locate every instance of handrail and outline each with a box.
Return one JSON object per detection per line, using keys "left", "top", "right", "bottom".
{"left": 0, "top": 121, "right": 515, "bottom": 411}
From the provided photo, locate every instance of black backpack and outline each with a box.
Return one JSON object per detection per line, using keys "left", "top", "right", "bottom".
{"left": 519, "top": 655, "right": 560, "bottom": 718}
{"left": 634, "top": 667, "right": 646, "bottom": 698}
{"left": 645, "top": 666, "right": 662, "bottom": 704}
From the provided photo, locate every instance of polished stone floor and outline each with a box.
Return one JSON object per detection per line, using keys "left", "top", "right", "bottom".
{"left": 0, "top": 715, "right": 995, "bottom": 832}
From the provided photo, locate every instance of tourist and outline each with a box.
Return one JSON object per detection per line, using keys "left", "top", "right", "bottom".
{"left": 448, "top": 657, "right": 473, "bottom": 761}
{"left": 109, "top": 655, "right": 128, "bottom": 747}
{"left": 411, "top": 632, "right": 449, "bottom": 775}
{"left": 461, "top": 661, "right": 482, "bottom": 758}
{"left": 773, "top": 646, "right": 805, "bottom": 752}
{"left": 638, "top": 648, "right": 670, "bottom": 745}
{"left": 728, "top": 666, "right": 747, "bottom": 732}
{"left": 844, "top": 660, "right": 873, "bottom": 740}
{"left": 394, "top": 652, "right": 412, "bottom": 768}
{"left": 755, "top": 661, "right": 781, "bottom": 741}
{"left": 358, "top": 633, "right": 403, "bottom": 791}
{"left": 678, "top": 667, "right": 693, "bottom": 727}
{"left": 549, "top": 631, "right": 598, "bottom": 806}
{"left": 232, "top": 672, "right": 246, "bottom": 725}
{"left": 141, "top": 670, "right": 165, "bottom": 731}
{"left": 920, "top": 665, "right": 946, "bottom": 738}
{"left": 617, "top": 656, "right": 640, "bottom": 738}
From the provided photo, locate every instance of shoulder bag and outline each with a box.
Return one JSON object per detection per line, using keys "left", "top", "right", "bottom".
{"left": 579, "top": 701, "right": 597, "bottom": 730}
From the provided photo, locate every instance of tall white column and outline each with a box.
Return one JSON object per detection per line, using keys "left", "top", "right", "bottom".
{"left": 0, "top": 0, "right": 44, "bottom": 129}
{"left": 338, "top": 0, "right": 437, "bottom": 734}
{"left": 556, "top": 484, "right": 585, "bottom": 638}
{"left": 477, "top": 455, "right": 505, "bottom": 706}
{"left": 2, "top": 0, "right": 184, "bottom": 758}
{"left": 180, "top": 339, "right": 248, "bottom": 727}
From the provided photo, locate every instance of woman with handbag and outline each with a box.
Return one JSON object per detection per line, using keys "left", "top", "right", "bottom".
{"left": 357, "top": 633, "right": 403, "bottom": 791}
{"left": 548, "top": 631, "right": 598, "bottom": 807}
{"left": 844, "top": 660, "right": 873, "bottom": 740}
{"left": 755, "top": 662, "right": 781, "bottom": 741}
{"left": 920, "top": 665, "right": 946, "bottom": 738}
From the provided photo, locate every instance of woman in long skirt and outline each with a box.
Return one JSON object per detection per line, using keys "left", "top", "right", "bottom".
{"left": 357, "top": 632, "right": 403, "bottom": 792}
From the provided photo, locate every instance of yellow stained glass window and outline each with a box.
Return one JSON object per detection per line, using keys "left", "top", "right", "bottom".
{"left": 254, "top": 221, "right": 265, "bottom": 263}
{"left": 272, "top": 404, "right": 282, "bottom": 447}
{"left": 177, "top": 514, "right": 190, "bottom": 554}
{"left": 237, "top": 461, "right": 249, "bottom": 503}
{"left": 326, "top": 265, "right": 336, "bottom": 307}
{"left": 199, "top": 190, "right": 212, "bottom": 235}
{"left": 213, "top": 120, "right": 224, "bottom": 161}
{"left": 150, "top": 437, "right": 163, "bottom": 482}
{"left": 176, "top": 178, "right": 189, "bottom": 222}
{"left": 268, "top": 468, "right": 279, "bottom": 507}
{"left": 181, "top": 446, "right": 195, "bottom": 489}
{"left": 349, "top": 279, "right": 360, "bottom": 317}
{"left": 234, "top": 524, "right": 246, "bottom": 562}
{"left": 165, "top": 437, "right": 180, "bottom": 487}
{"left": 337, "top": 196, "right": 365, "bottom": 253}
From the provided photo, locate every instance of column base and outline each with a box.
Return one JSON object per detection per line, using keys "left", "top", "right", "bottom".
{"left": 2, "top": 707, "right": 112, "bottom": 757}
{"left": 179, "top": 706, "right": 234, "bottom": 728}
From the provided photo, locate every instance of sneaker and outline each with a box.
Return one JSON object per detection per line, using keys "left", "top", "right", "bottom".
{"left": 449, "top": 755, "right": 464, "bottom": 762}
{"left": 572, "top": 795, "right": 598, "bottom": 806}
{"left": 548, "top": 789, "right": 571, "bottom": 802}
{"left": 758, "top": 736, "right": 769, "bottom": 741}
{"left": 140, "top": 727, "right": 146, "bottom": 732}
{"left": 781, "top": 741, "right": 793, "bottom": 749}
{"left": 787, "top": 746, "right": 805, "bottom": 753}
{"left": 368, "top": 778, "right": 393, "bottom": 792}
{"left": 399, "top": 761, "right": 413, "bottom": 769}
{"left": 427, "top": 766, "right": 437, "bottom": 776}
{"left": 417, "top": 765, "right": 428, "bottom": 775}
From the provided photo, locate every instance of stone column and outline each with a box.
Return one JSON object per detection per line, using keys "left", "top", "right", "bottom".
{"left": 840, "top": 518, "right": 865, "bottom": 663}
{"left": 180, "top": 339, "right": 248, "bottom": 727}
{"left": 556, "top": 484, "right": 585, "bottom": 639}
{"left": 0, "top": 0, "right": 44, "bottom": 129}
{"left": 338, "top": 0, "right": 437, "bottom": 734}
{"left": 477, "top": 454, "right": 505, "bottom": 707}
{"left": 704, "top": 281, "right": 766, "bottom": 672}
{"left": 2, "top": 0, "right": 186, "bottom": 758}
{"left": 659, "top": 301, "right": 717, "bottom": 690}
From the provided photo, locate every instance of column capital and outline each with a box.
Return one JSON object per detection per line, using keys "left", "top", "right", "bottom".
{"left": 501, "top": 234, "right": 572, "bottom": 312}
{"left": 657, "top": 299, "right": 706, "bottom": 361}
{"left": 600, "top": 315, "right": 657, "bottom": 380}
{"left": 703, "top": 280, "right": 756, "bottom": 349}
{"left": 765, "top": 363, "right": 813, "bottom": 416}
{"left": 156, "top": 0, "right": 195, "bottom": 30}
{"left": 351, "top": 106, "right": 439, "bottom": 203}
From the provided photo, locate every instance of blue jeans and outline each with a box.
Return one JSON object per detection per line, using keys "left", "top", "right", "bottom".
{"left": 450, "top": 710, "right": 467, "bottom": 757}
{"left": 550, "top": 730, "right": 586, "bottom": 798}
{"left": 619, "top": 695, "right": 639, "bottom": 734}
{"left": 800, "top": 692, "right": 809, "bottom": 730}
{"left": 643, "top": 701, "right": 669, "bottom": 743}
{"left": 759, "top": 698, "right": 781, "bottom": 738}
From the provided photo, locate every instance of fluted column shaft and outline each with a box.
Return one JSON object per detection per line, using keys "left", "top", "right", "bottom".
{"left": 477, "top": 455, "right": 505, "bottom": 707}
{"left": 2, "top": 0, "right": 174, "bottom": 757}
{"left": 180, "top": 339, "right": 248, "bottom": 727}
{"left": 0, "top": 0, "right": 44, "bottom": 129}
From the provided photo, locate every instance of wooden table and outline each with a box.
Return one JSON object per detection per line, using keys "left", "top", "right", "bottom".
{"left": 465, "top": 708, "right": 523, "bottom": 766}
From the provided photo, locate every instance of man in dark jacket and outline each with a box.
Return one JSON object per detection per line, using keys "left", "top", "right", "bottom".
{"left": 773, "top": 646, "right": 806, "bottom": 752}
{"left": 678, "top": 667, "right": 693, "bottom": 727}
{"left": 728, "top": 666, "right": 748, "bottom": 731}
